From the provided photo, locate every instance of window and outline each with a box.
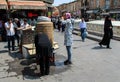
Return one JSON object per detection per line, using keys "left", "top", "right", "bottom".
{"left": 114, "top": 0, "right": 118, "bottom": 7}
{"left": 105, "top": 0, "right": 110, "bottom": 9}
{"left": 96, "top": 0, "right": 100, "bottom": 8}
{"left": 90, "top": 0, "right": 94, "bottom": 8}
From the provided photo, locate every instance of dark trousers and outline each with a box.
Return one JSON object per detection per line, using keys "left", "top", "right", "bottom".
{"left": 7, "top": 36, "right": 15, "bottom": 50}
{"left": 39, "top": 55, "right": 50, "bottom": 75}
{"left": 62, "top": 25, "right": 65, "bottom": 32}
{"left": 36, "top": 47, "right": 50, "bottom": 76}
{"left": 66, "top": 46, "right": 72, "bottom": 62}
{"left": 58, "top": 25, "right": 61, "bottom": 31}
{"left": 15, "top": 34, "right": 19, "bottom": 46}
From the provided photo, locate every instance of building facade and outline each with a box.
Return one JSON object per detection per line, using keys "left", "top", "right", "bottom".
{"left": 57, "top": 0, "right": 120, "bottom": 20}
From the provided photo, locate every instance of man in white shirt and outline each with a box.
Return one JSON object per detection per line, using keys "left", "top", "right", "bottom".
{"left": 79, "top": 17, "right": 87, "bottom": 42}
{"left": 5, "top": 18, "right": 15, "bottom": 51}
{"left": 20, "top": 19, "right": 30, "bottom": 29}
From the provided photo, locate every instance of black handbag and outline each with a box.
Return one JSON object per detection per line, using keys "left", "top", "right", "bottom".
{"left": 110, "top": 28, "right": 113, "bottom": 38}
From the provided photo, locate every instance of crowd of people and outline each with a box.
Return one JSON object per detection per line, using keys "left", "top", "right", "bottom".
{"left": 0, "top": 13, "right": 113, "bottom": 76}
{"left": 51, "top": 14, "right": 113, "bottom": 66}
{"left": 0, "top": 18, "right": 36, "bottom": 51}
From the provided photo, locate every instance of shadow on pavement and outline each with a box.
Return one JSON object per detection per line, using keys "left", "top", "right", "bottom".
{"left": 7, "top": 52, "right": 71, "bottom": 80}
{"left": 73, "top": 39, "right": 82, "bottom": 42}
{"left": 22, "top": 65, "right": 40, "bottom": 80}
{"left": 8, "top": 52, "right": 23, "bottom": 59}
{"left": 0, "top": 50, "right": 8, "bottom": 54}
{"left": 92, "top": 46, "right": 107, "bottom": 49}
{"left": 20, "top": 58, "right": 36, "bottom": 66}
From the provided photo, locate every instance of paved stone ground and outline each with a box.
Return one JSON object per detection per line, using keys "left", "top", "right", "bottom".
{"left": 0, "top": 30, "right": 120, "bottom": 82}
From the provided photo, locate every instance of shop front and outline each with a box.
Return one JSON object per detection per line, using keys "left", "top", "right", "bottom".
{"left": 0, "top": 0, "right": 8, "bottom": 21}
{"left": 86, "top": 9, "right": 99, "bottom": 19}
{"left": 8, "top": 0, "right": 47, "bottom": 19}
{"left": 0, "top": 0, "right": 8, "bottom": 41}
{"left": 109, "top": 10, "right": 120, "bottom": 21}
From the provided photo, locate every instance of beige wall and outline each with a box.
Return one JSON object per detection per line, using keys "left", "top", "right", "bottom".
{"left": 57, "top": 1, "right": 81, "bottom": 16}
{"left": 88, "top": 0, "right": 120, "bottom": 9}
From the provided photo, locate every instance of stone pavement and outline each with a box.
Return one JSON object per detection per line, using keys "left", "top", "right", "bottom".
{"left": 0, "top": 30, "right": 120, "bottom": 82}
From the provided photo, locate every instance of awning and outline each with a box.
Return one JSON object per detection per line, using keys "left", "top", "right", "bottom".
{"left": 46, "top": 3, "right": 53, "bottom": 8}
{"left": 8, "top": 1, "right": 47, "bottom": 10}
{"left": 0, "top": 0, "right": 8, "bottom": 9}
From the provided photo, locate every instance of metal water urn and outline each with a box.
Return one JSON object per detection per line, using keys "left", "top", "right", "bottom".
{"left": 36, "top": 16, "right": 54, "bottom": 46}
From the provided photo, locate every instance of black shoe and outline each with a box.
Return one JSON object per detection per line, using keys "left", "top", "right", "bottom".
{"left": 64, "top": 60, "right": 68, "bottom": 64}
{"left": 106, "top": 46, "right": 112, "bottom": 49}
{"left": 12, "top": 49, "right": 15, "bottom": 51}
{"left": 64, "top": 60, "right": 72, "bottom": 65}
{"left": 40, "top": 72, "right": 45, "bottom": 76}
{"left": 8, "top": 48, "right": 11, "bottom": 51}
{"left": 41, "top": 73, "right": 45, "bottom": 76}
{"left": 45, "top": 72, "right": 49, "bottom": 75}
{"left": 99, "top": 43, "right": 102, "bottom": 47}
{"left": 68, "top": 61, "right": 72, "bottom": 64}
{"left": 82, "top": 39, "right": 85, "bottom": 42}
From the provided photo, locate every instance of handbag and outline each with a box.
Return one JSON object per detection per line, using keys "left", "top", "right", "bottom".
{"left": 84, "top": 30, "right": 88, "bottom": 36}
{"left": 110, "top": 28, "right": 113, "bottom": 38}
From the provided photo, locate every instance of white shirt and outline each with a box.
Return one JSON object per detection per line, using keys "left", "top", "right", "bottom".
{"left": 13, "top": 22, "right": 18, "bottom": 28}
{"left": 21, "top": 23, "right": 29, "bottom": 29}
{"left": 79, "top": 21, "right": 87, "bottom": 29}
{"left": 5, "top": 22, "right": 15, "bottom": 36}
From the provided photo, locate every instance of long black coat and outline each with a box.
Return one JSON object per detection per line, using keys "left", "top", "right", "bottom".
{"left": 100, "top": 18, "right": 113, "bottom": 46}
{"left": 34, "top": 33, "right": 52, "bottom": 58}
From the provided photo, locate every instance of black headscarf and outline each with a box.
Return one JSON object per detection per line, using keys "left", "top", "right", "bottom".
{"left": 104, "top": 15, "right": 113, "bottom": 28}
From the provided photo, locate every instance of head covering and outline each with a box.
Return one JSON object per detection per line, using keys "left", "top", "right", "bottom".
{"left": 105, "top": 15, "right": 110, "bottom": 20}
{"left": 65, "top": 13, "right": 71, "bottom": 19}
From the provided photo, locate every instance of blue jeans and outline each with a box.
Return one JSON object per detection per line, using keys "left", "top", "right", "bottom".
{"left": 80, "top": 28, "right": 87, "bottom": 41}
{"left": 7, "top": 36, "right": 15, "bottom": 50}
{"left": 66, "top": 46, "right": 72, "bottom": 62}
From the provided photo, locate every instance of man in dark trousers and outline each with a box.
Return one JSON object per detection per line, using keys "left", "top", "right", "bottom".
{"left": 13, "top": 18, "right": 21, "bottom": 46}
{"left": 5, "top": 18, "right": 15, "bottom": 51}
{"left": 34, "top": 32, "right": 52, "bottom": 76}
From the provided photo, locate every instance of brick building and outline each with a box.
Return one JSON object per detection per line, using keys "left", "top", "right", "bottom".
{"left": 57, "top": 0, "right": 120, "bottom": 20}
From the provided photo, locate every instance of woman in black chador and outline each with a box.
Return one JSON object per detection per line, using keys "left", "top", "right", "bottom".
{"left": 99, "top": 16, "right": 113, "bottom": 49}
{"left": 35, "top": 33, "right": 52, "bottom": 76}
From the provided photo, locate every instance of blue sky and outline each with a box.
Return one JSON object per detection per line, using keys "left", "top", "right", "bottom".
{"left": 53, "top": 0, "right": 75, "bottom": 6}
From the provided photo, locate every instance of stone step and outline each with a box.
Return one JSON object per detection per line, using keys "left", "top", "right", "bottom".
{"left": 73, "top": 28, "right": 120, "bottom": 41}
{"left": 73, "top": 30, "right": 102, "bottom": 42}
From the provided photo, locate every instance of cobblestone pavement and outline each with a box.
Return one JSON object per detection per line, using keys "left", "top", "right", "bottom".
{"left": 0, "top": 30, "right": 120, "bottom": 82}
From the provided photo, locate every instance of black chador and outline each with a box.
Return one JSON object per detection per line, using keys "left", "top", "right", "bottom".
{"left": 99, "top": 16, "right": 113, "bottom": 48}
{"left": 35, "top": 33, "right": 52, "bottom": 76}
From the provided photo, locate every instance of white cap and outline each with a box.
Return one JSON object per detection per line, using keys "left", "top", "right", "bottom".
{"left": 14, "top": 18, "right": 19, "bottom": 21}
